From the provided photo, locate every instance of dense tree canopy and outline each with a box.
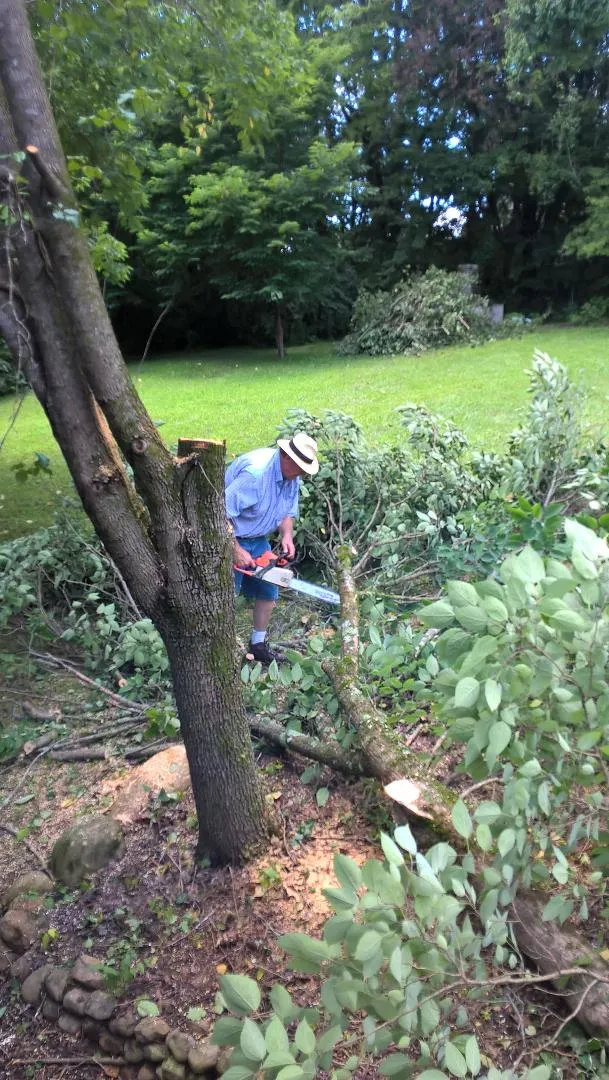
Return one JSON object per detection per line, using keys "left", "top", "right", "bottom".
{"left": 10, "top": 0, "right": 609, "bottom": 352}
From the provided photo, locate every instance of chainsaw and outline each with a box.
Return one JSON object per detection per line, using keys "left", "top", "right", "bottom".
{"left": 234, "top": 550, "right": 340, "bottom": 606}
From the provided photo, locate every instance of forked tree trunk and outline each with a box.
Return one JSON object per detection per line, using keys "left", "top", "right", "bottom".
{"left": 0, "top": 0, "right": 269, "bottom": 864}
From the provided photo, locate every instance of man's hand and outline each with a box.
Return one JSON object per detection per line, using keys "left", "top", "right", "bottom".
{"left": 234, "top": 542, "right": 255, "bottom": 568}
{"left": 281, "top": 533, "right": 296, "bottom": 560}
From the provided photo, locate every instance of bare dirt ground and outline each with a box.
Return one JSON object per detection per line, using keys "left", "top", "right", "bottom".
{"left": 0, "top": 657, "right": 601, "bottom": 1080}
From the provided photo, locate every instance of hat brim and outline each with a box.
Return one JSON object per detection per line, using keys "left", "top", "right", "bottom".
{"left": 277, "top": 439, "right": 319, "bottom": 476}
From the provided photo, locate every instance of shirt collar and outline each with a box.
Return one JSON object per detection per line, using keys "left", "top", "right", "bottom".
{"left": 272, "top": 449, "right": 284, "bottom": 485}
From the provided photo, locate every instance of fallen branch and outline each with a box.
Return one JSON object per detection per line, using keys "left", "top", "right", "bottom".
{"left": 50, "top": 747, "right": 108, "bottom": 762}
{"left": 248, "top": 716, "right": 361, "bottom": 775}
{"left": 29, "top": 652, "right": 146, "bottom": 711}
{"left": 21, "top": 700, "right": 61, "bottom": 721}
{"left": 0, "top": 823, "right": 48, "bottom": 870}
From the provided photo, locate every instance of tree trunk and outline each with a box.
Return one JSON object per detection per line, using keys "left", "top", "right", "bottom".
{"left": 171, "top": 439, "right": 269, "bottom": 863}
{"left": 275, "top": 305, "right": 285, "bottom": 360}
{"left": 0, "top": 0, "right": 269, "bottom": 865}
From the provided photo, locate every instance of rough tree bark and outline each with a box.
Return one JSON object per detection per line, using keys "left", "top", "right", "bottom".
{"left": 0, "top": 0, "right": 269, "bottom": 863}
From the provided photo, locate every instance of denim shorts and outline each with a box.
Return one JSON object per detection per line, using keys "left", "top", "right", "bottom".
{"left": 234, "top": 536, "right": 279, "bottom": 601}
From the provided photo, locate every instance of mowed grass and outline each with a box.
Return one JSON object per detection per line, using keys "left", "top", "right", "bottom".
{"left": 1, "top": 326, "right": 608, "bottom": 540}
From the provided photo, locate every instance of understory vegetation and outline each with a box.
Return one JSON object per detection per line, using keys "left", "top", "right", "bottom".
{"left": 2, "top": 350, "right": 609, "bottom": 1076}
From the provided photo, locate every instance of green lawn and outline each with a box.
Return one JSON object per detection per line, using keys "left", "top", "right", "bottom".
{"left": 1, "top": 326, "right": 608, "bottom": 540}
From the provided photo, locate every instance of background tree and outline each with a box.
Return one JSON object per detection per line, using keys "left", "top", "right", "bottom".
{"left": 0, "top": 0, "right": 300, "bottom": 864}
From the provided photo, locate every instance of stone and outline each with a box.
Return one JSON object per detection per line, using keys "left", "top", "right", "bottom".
{"left": 9, "top": 896, "right": 46, "bottom": 918}
{"left": 99, "top": 1032, "right": 124, "bottom": 1055}
{"left": 0, "top": 909, "right": 37, "bottom": 954}
{"left": 216, "top": 1047, "right": 232, "bottom": 1075}
{"left": 110, "top": 1009, "right": 138, "bottom": 1038}
{"left": 144, "top": 1044, "right": 167, "bottom": 1063}
{"left": 160, "top": 1059, "right": 185, "bottom": 1080}
{"left": 135, "top": 1017, "right": 170, "bottom": 1043}
{"left": 71, "top": 953, "right": 105, "bottom": 990}
{"left": 49, "top": 815, "right": 124, "bottom": 886}
{"left": 10, "top": 950, "right": 37, "bottom": 981}
{"left": 166, "top": 1031, "right": 195, "bottom": 1064}
{"left": 82, "top": 1017, "right": 104, "bottom": 1042}
{"left": 58, "top": 1010, "right": 82, "bottom": 1036}
{"left": 124, "top": 1039, "right": 145, "bottom": 1063}
{"left": 44, "top": 965, "right": 71, "bottom": 1002}
{"left": 21, "top": 964, "right": 54, "bottom": 1005}
{"left": 187, "top": 1043, "right": 221, "bottom": 1075}
{"left": 0, "top": 946, "right": 15, "bottom": 976}
{"left": 42, "top": 998, "right": 61, "bottom": 1021}
{"left": 108, "top": 746, "right": 190, "bottom": 826}
{"left": 137, "top": 1068, "right": 157, "bottom": 1080}
{"left": 86, "top": 989, "right": 117, "bottom": 1020}
{"left": 63, "top": 986, "right": 90, "bottom": 1016}
{"left": 1, "top": 871, "right": 53, "bottom": 910}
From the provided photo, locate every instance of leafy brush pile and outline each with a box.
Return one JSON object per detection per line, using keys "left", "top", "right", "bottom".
{"left": 279, "top": 352, "right": 609, "bottom": 598}
{"left": 338, "top": 267, "right": 520, "bottom": 357}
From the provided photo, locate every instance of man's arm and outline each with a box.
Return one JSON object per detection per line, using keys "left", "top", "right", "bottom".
{"left": 279, "top": 515, "right": 296, "bottom": 560}
{"left": 226, "top": 473, "right": 257, "bottom": 567}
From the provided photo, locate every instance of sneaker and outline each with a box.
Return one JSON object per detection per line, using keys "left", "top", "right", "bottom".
{"left": 249, "top": 640, "right": 282, "bottom": 665}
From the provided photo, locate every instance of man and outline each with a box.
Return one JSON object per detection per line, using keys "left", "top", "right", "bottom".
{"left": 225, "top": 432, "right": 319, "bottom": 664}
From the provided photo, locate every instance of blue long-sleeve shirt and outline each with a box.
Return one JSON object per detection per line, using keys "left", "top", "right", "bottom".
{"left": 225, "top": 448, "right": 300, "bottom": 538}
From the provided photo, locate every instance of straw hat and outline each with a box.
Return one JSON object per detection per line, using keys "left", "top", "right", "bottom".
{"left": 277, "top": 432, "right": 319, "bottom": 476}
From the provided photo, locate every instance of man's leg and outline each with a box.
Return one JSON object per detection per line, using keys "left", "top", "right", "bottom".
{"left": 252, "top": 598, "right": 275, "bottom": 637}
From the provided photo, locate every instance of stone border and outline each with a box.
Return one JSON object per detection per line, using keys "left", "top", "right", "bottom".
{"left": 1, "top": 901, "right": 229, "bottom": 1080}
{"left": 0, "top": 820, "right": 232, "bottom": 1079}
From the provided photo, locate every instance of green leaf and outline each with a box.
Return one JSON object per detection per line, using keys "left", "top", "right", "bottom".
{"left": 334, "top": 853, "right": 362, "bottom": 891}
{"left": 513, "top": 545, "right": 545, "bottom": 584}
{"left": 454, "top": 677, "right": 480, "bottom": 709}
{"left": 240, "top": 1018, "right": 266, "bottom": 1062}
{"left": 446, "top": 580, "right": 480, "bottom": 607}
{"left": 455, "top": 606, "right": 487, "bottom": 633}
{"left": 484, "top": 679, "right": 502, "bottom": 712}
{"left": 136, "top": 1000, "right": 159, "bottom": 1017}
{"left": 317, "top": 1025, "right": 342, "bottom": 1053}
{"left": 294, "top": 1018, "right": 316, "bottom": 1056}
{"left": 394, "top": 824, "right": 417, "bottom": 855}
{"left": 220, "top": 1068, "right": 254, "bottom": 1080}
{"left": 487, "top": 720, "right": 512, "bottom": 757}
{"left": 419, "top": 998, "right": 440, "bottom": 1034}
{"left": 549, "top": 609, "right": 588, "bottom": 632}
{"left": 475, "top": 824, "right": 493, "bottom": 852}
{"left": 316, "top": 787, "right": 330, "bottom": 807}
{"left": 187, "top": 1006, "right": 206, "bottom": 1021}
{"left": 417, "top": 1072, "right": 449, "bottom": 1080}
{"left": 525, "top": 1068, "right": 551, "bottom": 1080}
{"left": 451, "top": 799, "right": 473, "bottom": 840}
{"left": 269, "top": 985, "right": 294, "bottom": 1022}
{"left": 279, "top": 932, "right": 330, "bottom": 972}
{"left": 265, "top": 1016, "right": 290, "bottom": 1055}
{"left": 211, "top": 1017, "right": 244, "bottom": 1046}
{"left": 417, "top": 599, "right": 455, "bottom": 629}
{"left": 276, "top": 1069, "right": 306, "bottom": 1080}
{"left": 354, "top": 929, "right": 383, "bottom": 962}
{"left": 444, "top": 1041, "right": 467, "bottom": 1077}
{"left": 219, "top": 974, "right": 261, "bottom": 1016}
{"left": 379, "top": 1054, "right": 413, "bottom": 1077}
{"left": 464, "top": 1035, "right": 481, "bottom": 1075}
{"left": 380, "top": 831, "right": 405, "bottom": 866}
{"left": 497, "top": 828, "right": 516, "bottom": 857}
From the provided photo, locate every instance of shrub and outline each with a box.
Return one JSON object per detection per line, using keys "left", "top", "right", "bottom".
{"left": 568, "top": 295, "right": 609, "bottom": 325}
{"left": 337, "top": 267, "right": 521, "bottom": 357}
